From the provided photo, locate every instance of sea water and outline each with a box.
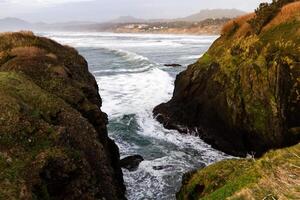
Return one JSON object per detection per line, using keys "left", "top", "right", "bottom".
{"left": 41, "top": 32, "right": 230, "bottom": 200}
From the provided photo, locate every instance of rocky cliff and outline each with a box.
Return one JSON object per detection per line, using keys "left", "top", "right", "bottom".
{"left": 0, "top": 32, "right": 125, "bottom": 199}
{"left": 154, "top": 0, "right": 300, "bottom": 157}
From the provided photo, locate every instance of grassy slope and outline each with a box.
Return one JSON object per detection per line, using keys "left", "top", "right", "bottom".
{"left": 178, "top": 144, "right": 300, "bottom": 200}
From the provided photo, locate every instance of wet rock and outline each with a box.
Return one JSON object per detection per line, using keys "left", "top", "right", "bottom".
{"left": 164, "top": 63, "right": 182, "bottom": 67}
{"left": 120, "top": 155, "right": 144, "bottom": 171}
{"left": 153, "top": 165, "right": 174, "bottom": 170}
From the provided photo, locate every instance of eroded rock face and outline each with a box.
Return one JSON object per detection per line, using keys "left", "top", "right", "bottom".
{"left": 0, "top": 32, "right": 125, "bottom": 199}
{"left": 154, "top": 3, "right": 300, "bottom": 157}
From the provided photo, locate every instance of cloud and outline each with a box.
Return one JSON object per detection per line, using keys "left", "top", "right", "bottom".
{"left": 4, "top": 0, "right": 92, "bottom": 5}
{"left": 0, "top": 0, "right": 271, "bottom": 22}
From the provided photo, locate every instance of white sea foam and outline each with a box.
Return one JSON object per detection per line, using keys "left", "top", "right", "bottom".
{"left": 96, "top": 67, "right": 173, "bottom": 118}
{"left": 93, "top": 65, "right": 152, "bottom": 74}
{"left": 41, "top": 31, "right": 219, "bottom": 50}
{"left": 41, "top": 31, "right": 218, "bottom": 40}
{"left": 47, "top": 35, "right": 183, "bottom": 48}
{"left": 180, "top": 54, "right": 203, "bottom": 60}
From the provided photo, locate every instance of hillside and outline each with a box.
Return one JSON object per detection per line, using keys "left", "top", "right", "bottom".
{"left": 108, "top": 16, "right": 145, "bottom": 23}
{"left": 0, "top": 32, "right": 125, "bottom": 199}
{"left": 0, "top": 18, "right": 31, "bottom": 31}
{"left": 108, "top": 18, "right": 230, "bottom": 35}
{"left": 177, "top": 9, "right": 246, "bottom": 22}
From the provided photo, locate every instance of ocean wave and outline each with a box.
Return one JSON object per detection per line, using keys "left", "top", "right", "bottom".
{"left": 109, "top": 48, "right": 150, "bottom": 62}
{"left": 41, "top": 31, "right": 218, "bottom": 39}
{"left": 40, "top": 32, "right": 189, "bottom": 49}
{"left": 96, "top": 67, "right": 173, "bottom": 118}
{"left": 93, "top": 65, "right": 152, "bottom": 74}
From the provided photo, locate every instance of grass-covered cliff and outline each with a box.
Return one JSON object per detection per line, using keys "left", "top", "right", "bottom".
{"left": 154, "top": 0, "right": 300, "bottom": 157}
{"left": 0, "top": 32, "right": 125, "bottom": 199}
{"left": 177, "top": 143, "right": 300, "bottom": 199}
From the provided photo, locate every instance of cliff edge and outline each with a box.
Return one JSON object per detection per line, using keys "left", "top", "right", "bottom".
{"left": 154, "top": 0, "right": 300, "bottom": 157}
{"left": 177, "top": 143, "right": 300, "bottom": 199}
{"left": 0, "top": 32, "right": 125, "bottom": 199}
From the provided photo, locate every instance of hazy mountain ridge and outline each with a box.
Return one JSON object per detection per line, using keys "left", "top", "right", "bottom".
{"left": 0, "top": 17, "right": 32, "bottom": 31}
{"left": 177, "top": 8, "right": 246, "bottom": 22}
{"left": 108, "top": 9, "right": 246, "bottom": 23}
{"left": 0, "top": 9, "right": 245, "bottom": 33}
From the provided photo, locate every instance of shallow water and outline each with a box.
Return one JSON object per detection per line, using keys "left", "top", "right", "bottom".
{"left": 41, "top": 32, "right": 230, "bottom": 200}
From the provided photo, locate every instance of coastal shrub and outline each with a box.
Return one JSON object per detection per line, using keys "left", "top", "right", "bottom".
{"left": 263, "top": 1, "right": 300, "bottom": 31}
{"left": 248, "top": 0, "right": 297, "bottom": 33}
{"left": 221, "top": 20, "right": 238, "bottom": 35}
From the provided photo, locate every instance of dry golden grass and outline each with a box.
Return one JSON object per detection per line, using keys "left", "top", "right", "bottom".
{"left": 229, "top": 149, "right": 300, "bottom": 200}
{"left": 228, "top": 188, "right": 256, "bottom": 200}
{"left": 221, "top": 13, "right": 256, "bottom": 35}
{"left": 46, "top": 53, "right": 58, "bottom": 59}
{"left": 221, "top": 20, "right": 237, "bottom": 35}
{"left": 263, "top": 1, "right": 300, "bottom": 31}
{"left": 235, "top": 23, "right": 253, "bottom": 37}
{"left": 258, "top": 165, "right": 300, "bottom": 199}
{"left": 10, "top": 46, "right": 46, "bottom": 57}
{"left": 0, "top": 31, "right": 34, "bottom": 37}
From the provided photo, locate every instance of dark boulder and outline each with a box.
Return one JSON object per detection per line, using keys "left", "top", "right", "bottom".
{"left": 120, "top": 155, "right": 144, "bottom": 171}
{"left": 164, "top": 63, "right": 182, "bottom": 67}
{"left": 152, "top": 165, "right": 174, "bottom": 170}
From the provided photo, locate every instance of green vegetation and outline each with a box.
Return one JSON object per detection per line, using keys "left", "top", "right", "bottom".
{"left": 177, "top": 144, "right": 300, "bottom": 199}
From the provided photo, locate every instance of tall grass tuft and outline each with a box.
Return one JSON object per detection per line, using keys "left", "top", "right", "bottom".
{"left": 221, "top": 13, "right": 256, "bottom": 36}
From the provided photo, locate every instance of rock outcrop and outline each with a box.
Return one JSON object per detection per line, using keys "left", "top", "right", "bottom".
{"left": 154, "top": 0, "right": 300, "bottom": 157}
{"left": 0, "top": 32, "right": 125, "bottom": 199}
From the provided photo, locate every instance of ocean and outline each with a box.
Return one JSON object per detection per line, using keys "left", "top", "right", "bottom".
{"left": 41, "top": 32, "right": 230, "bottom": 200}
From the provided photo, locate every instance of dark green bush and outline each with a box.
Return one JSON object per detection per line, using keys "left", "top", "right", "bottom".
{"left": 249, "top": 0, "right": 297, "bottom": 33}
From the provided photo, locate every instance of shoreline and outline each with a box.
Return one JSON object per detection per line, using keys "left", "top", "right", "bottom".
{"left": 34, "top": 30, "right": 220, "bottom": 37}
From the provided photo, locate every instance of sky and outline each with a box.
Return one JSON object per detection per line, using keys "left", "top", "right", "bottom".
{"left": 0, "top": 0, "right": 271, "bottom": 22}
